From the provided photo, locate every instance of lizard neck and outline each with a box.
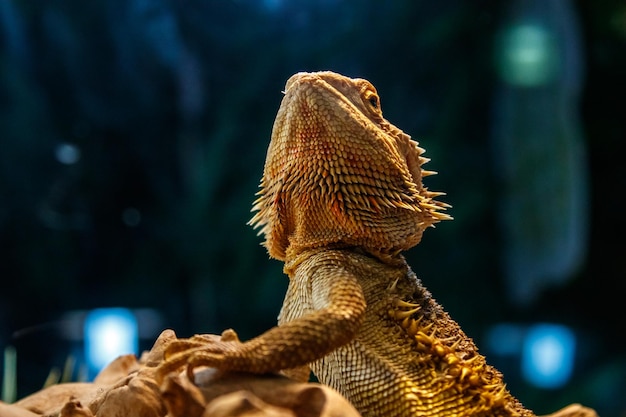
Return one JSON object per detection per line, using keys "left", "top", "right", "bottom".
{"left": 283, "top": 245, "right": 407, "bottom": 278}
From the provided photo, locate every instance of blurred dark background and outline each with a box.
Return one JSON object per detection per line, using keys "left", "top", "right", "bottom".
{"left": 1, "top": 0, "right": 624, "bottom": 415}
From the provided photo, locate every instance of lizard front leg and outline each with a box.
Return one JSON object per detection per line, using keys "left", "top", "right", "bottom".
{"left": 156, "top": 269, "right": 366, "bottom": 381}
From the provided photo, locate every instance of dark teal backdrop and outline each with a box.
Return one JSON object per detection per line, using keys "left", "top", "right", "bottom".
{"left": 1, "top": 1, "right": 624, "bottom": 414}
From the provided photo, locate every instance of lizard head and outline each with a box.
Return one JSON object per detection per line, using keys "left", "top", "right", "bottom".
{"left": 249, "top": 71, "right": 451, "bottom": 261}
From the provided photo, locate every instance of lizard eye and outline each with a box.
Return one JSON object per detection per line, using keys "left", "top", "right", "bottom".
{"left": 364, "top": 91, "right": 380, "bottom": 110}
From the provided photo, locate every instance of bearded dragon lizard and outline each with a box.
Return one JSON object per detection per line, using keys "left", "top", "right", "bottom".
{"left": 158, "top": 71, "right": 597, "bottom": 417}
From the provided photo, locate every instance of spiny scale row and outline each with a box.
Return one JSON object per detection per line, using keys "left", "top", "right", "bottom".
{"left": 388, "top": 299, "right": 509, "bottom": 414}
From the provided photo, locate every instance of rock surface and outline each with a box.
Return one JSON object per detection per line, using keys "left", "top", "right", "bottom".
{"left": 0, "top": 329, "right": 361, "bottom": 417}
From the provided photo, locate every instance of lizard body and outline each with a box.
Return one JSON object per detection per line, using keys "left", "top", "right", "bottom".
{"left": 280, "top": 248, "right": 525, "bottom": 416}
{"left": 158, "top": 71, "right": 595, "bottom": 417}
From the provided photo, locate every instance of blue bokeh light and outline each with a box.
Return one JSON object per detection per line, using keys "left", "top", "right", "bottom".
{"left": 84, "top": 308, "right": 138, "bottom": 379}
{"left": 521, "top": 323, "right": 575, "bottom": 389}
{"left": 54, "top": 143, "right": 81, "bottom": 165}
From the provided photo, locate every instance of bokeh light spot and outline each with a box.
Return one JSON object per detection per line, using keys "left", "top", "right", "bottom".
{"left": 497, "top": 24, "right": 557, "bottom": 87}
{"left": 122, "top": 207, "right": 142, "bottom": 227}
{"left": 55, "top": 143, "right": 81, "bottom": 165}
{"left": 521, "top": 323, "right": 575, "bottom": 389}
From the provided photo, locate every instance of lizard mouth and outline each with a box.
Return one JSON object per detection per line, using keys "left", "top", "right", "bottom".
{"left": 283, "top": 72, "right": 311, "bottom": 94}
{"left": 283, "top": 71, "right": 340, "bottom": 95}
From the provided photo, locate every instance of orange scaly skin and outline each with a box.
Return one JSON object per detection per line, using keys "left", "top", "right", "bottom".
{"left": 158, "top": 72, "right": 597, "bottom": 417}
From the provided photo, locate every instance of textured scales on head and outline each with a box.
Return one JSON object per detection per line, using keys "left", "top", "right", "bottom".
{"left": 249, "top": 71, "right": 451, "bottom": 261}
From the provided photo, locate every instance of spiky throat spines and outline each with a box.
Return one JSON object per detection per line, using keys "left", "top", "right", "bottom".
{"left": 249, "top": 71, "right": 451, "bottom": 261}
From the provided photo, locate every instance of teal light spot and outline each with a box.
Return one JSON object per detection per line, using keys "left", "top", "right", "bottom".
{"left": 497, "top": 24, "right": 557, "bottom": 87}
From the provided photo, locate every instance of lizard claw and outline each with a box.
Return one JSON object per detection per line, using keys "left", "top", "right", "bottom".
{"left": 185, "top": 350, "right": 227, "bottom": 380}
{"left": 156, "top": 329, "right": 242, "bottom": 383}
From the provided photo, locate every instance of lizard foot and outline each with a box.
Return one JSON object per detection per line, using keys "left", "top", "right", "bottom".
{"left": 156, "top": 329, "right": 242, "bottom": 383}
